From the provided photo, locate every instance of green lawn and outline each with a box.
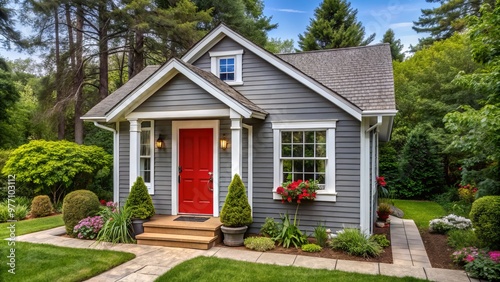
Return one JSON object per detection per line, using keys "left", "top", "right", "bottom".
{"left": 392, "top": 199, "right": 446, "bottom": 230}
{"left": 0, "top": 242, "right": 135, "bottom": 281}
{"left": 156, "top": 257, "right": 426, "bottom": 282}
{"left": 0, "top": 214, "right": 64, "bottom": 239}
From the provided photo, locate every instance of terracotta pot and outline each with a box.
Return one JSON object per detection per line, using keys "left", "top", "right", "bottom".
{"left": 377, "top": 211, "right": 390, "bottom": 221}
{"left": 221, "top": 225, "right": 248, "bottom": 246}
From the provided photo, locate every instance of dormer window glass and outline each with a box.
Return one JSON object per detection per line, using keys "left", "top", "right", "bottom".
{"left": 219, "top": 57, "right": 235, "bottom": 81}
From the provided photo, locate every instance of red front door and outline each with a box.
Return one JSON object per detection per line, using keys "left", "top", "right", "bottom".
{"left": 178, "top": 128, "right": 213, "bottom": 214}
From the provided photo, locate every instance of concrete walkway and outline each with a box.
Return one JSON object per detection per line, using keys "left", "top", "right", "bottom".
{"left": 16, "top": 222, "right": 476, "bottom": 282}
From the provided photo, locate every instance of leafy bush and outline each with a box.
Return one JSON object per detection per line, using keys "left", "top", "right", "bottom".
{"left": 313, "top": 223, "right": 328, "bottom": 247}
{"left": 220, "top": 174, "right": 252, "bottom": 227}
{"left": 124, "top": 177, "right": 155, "bottom": 219}
{"left": 429, "top": 214, "right": 472, "bottom": 234}
{"left": 244, "top": 237, "right": 275, "bottom": 252}
{"left": 464, "top": 250, "right": 500, "bottom": 281}
{"left": 370, "top": 234, "right": 390, "bottom": 248}
{"left": 0, "top": 205, "right": 9, "bottom": 222}
{"left": 301, "top": 243, "right": 322, "bottom": 252}
{"left": 1, "top": 196, "right": 32, "bottom": 210}
{"left": 97, "top": 206, "right": 134, "bottom": 244}
{"left": 331, "top": 228, "right": 382, "bottom": 258}
{"left": 73, "top": 216, "right": 104, "bottom": 239}
{"left": 273, "top": 212, "right": 308, "bottom": 248}
{"left": 30, "top": 195, "right": 54, "bottom": 218}
{"left": 447, "top": 229, "right": 481, "bottom": 249}
{"left": 470, "top": 196, "right": 500, "bottom": 249}
{"left": 260, "top": 217, "right": 280, "bottom": 238}
{"left": 62, "top": 190, "right": 101, "bottom": 235}
{"left": 13, "top": 204, "right": 28, "bottom": 220}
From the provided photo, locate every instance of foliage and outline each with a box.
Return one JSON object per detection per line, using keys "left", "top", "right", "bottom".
{"left": 298, "top": 0, "right": 374, "bottom": 51}
{"left": 0, "top": 214, "right": 63, "bottom": 239}
{"left": 0, "top": 69, "right": 20, "bottom": 123}
{"left": 447, "top": 229, "right": 482, "bottom": 249}
{"left": 459, "top": 249, "right": 500, "bottom": 281}
{"left": 260, "top": 217, "right": 280, "bottom": 238}
{"left": 331, "top": 228, "right": 382, "bottom": 258}
{"left": 220, "top": 174, "right": 252, "bottom": 227}
{"left": 73, "top": 216, "right": 104, "bottom": 240}
{"left": 370, "top": 234, "right": 390, "bottom": 248}
{"left": 302, "top": 243, "right": 322, "bottom": 252}
{"left": 429, "top": 214, "right": 472, "bottom": 234}
{"left": 376, "top": 176, "right": 389, "bottom": 198}
{"left": 392, "top": 199, "right": 447, "bottom": 230}
{"left": 381, "top": 29, "right": 404, "bottom": 62}
{"left": 0, "top": 201, "right": 28, "bottom": 222}
{"left": 276, "top": 179, "right": 319, "bottom": 203}
{"left": 313, "top": 223, "right": 328, "bottom": 247}
{"left": 273, "top": 211, "right": 308, "bottom": 248}
{"left": 398, "top": 124, "right": 444, "bottom": 199}
{"left": 243, "top": 236, "right": 275, "bottom": 252}
{"left": 265, "top": 37, "right": 294, "bottom": 54}
{"left": 377, "top": 202, "right": 392, "bottom": 214}
{"left": 124, "top": 177, "right": 155, "bottom": 219}
{"left": 469, "top": 196, "right": 500, "bottom": 249}
{"left": 62, "top": 190, "right": 101, "bottom": 235}
{"left": 2, "top": 140, "right": 112, "bottom": 204}
{"left": 458, "top": 184, "right": 478, "bottom": 203}
{"left": 30, "top": 195, "right": 53, "bottom": 218}
{"left": 432, "top": 186, "right": 472, "bottom": 217}
{"left": 97, "top": 205, "right": 135, "bottom": 244}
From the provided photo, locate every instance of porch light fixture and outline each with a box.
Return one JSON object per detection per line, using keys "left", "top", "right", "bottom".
{"left": 156, "top": 134, "right": 165, "bottom": 149}
{"left": 220, "top": 134, "right": 228, "bottom": 150}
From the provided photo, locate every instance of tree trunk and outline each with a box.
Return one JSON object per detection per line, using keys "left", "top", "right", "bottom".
{"left": 132, "top": 30, "right": 144, "bottom": 77}
{"left": 65, "top": 4, "right": 75, "bottom": 71}
{"left": 74, "top": 4, "right": 84, "bottom": 144}
{"left": 98, "top": 1, "right": 108, "bottom": 100}
{"left": 55, "top": 7, "right": 65, "bottom": 140}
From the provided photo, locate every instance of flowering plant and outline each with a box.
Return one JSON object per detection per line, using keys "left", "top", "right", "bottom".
{"left": 376, "top": 176, "right": 389, "bottom": 198}
{"left": 276, "top": 179, "right": 319, "bottom": 204}
{"left": 100, "top": 199, "right": 107, "bottom": 205}
{"left": 429, "top": 214, "right": 472, "bottom": 234}
{"left": 458, "top": 184, "right": 478, "bottom": 203}
{"left": 73, "top": 216, "right": 104, "bottom": 239}
{"left": 453, "top": 247, "right": 500, "bottom": 280}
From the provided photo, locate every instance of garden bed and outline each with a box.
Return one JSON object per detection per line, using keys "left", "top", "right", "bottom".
{"left": 421, "top": 230, "right": 460, "bottom": 270}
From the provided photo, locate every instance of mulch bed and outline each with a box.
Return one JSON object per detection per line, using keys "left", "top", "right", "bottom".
{"left": 420, "top": 230, "right": 461, "bottom": 270}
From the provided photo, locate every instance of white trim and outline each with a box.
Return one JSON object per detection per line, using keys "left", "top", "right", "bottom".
{"left": 362, "top": 110, "right": 398, "bottom": 116}
{"left": 230, "top": 109, "right": 242, "bottom": 177}
{"left": 127, "top": 109, "right": 230, "bottom": 120}
{"left": 139, "top": 120, "right": 155, "bottom": 195}
{"left": 242, "top": 124, "right": 253, "bottom": 212}
{"left": 182, "top": 25, "right": 362, "bottom": 120}
{"left": 129, "top": 119, "right": 140, "bottom": 189}
{"left": 210, "top": 50, "right": 244, "bottom": 85}
{"left": 359, "top": 118, "right": 371, "bottom": 234}
{"left": 171, "top": 120, "right": 220, "bottom": 217}
{"left": 82, "top": 117, "right": 107, "bottom": 121}
{"left": 271, "top": 120, "right": 337, "bottom": 202}
{"left": 209, "top": 50, "right": 244, "bottom": 57}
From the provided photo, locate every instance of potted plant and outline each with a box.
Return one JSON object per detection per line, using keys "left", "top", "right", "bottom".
{"left": 220, "top": 174, "right": 252, "bottom": 246}
{"left": 124, "top": 176, "right": 155, "bottom": 237}
{"left": 377, "top": 202, "right": 392, "bottom": 222}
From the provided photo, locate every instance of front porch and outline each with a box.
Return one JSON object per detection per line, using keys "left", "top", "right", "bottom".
{"left": 136, "top": 215, "right": 222, "bottom": 250}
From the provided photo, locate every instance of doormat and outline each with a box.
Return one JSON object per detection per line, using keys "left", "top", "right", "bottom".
{"left": 174, "top": 216, "right": 210, "bottom": 222}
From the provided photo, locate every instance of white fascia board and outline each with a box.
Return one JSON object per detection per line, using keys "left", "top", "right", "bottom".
{"left": 81, "top": 116, "right": 107, "bottom": 121}
{"left": 126, "top": 109, "right": 230, "bottom": 120}
{"left": 272, "top": 120, "right": 338, "bottom": 130}
{"left": 362, "top": 110, "right": 398, "bottom": 117}
{"left": 182, "top": 25, "right": 362, "bottom": 121}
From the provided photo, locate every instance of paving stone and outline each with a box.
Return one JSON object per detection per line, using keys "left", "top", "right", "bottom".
{"left": 257, "top": 252, "right": 296, "bottom": 266}
{"left": 392, "top": 258, "right": 414, "bottom": 266}
{"left": 137, "top": 265, "right": 170, "bottom": 276}
{"left": 412, "top": 261, "right": 432, "bottom": 268}
{"left": 293, "top": 255, "right": 336, "bottom": 270}
{"left": 335, "top": 259, "right": 379, "bottom": 275}
{"left": 392, "top": 248, "right": 411, "bottom": 255}
{"left": 201, "top": 246, "right": 222, "bottom": 257}
{"left": 411, "top": 255, "right": 431, "bottom": 263}
{"left": 117, "top": 272, "right": 158, "bottom": 282}
{"left": 213, "top": 247, "right": 262, "bottom": 262}
{"left": 410, "top": 249, "right": 429, "bottom": 256}
{"left": 379, "top": 263, "right": 427, "bottom": 279}
{"left": 425, "top": 268, "right": 470, "bottom": 282}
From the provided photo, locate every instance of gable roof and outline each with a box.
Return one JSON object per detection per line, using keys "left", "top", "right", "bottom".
{"left": 277, "top": 44, "right": 396, "bottom": 111}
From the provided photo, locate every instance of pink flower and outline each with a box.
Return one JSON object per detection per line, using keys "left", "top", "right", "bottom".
{"left": 465, "top": 255, "right": 475, "bottom": 262}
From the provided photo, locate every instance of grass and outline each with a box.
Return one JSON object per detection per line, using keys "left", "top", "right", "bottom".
{"left": 156, "top": 256, "right": 426, "bottom": 282}
{"left": 392, "top": 199, "right": 446, "bottom": 230}
{"left": 0, "top": 214, "right": 64, "bottom": 239}
{"left": 0, "top": 242, "right": 135, "bottom": 281}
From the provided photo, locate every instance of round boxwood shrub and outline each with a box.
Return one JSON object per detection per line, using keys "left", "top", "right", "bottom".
{"left": 124, "top": 177, "right": 155, "bottom": 219}
{"left": 469, "top": 196, "right": 500, "bottom": 249}
{"left": 30, "top": 195, "right": 54, "bottom": 218}
{"left": 220, "top": 174, "right": 252, "bottom": 227}
{"left": 62, "top": 190, "right": 101, "bottom": 235}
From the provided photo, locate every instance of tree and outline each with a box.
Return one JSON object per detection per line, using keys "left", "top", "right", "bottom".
{"left": 0, "top": 66, "right": 19, "bottom": 123}
{"left": 413, "top": 0, "right": 496, "bottom": 44}
{"left": 298, "top": 0, "right": 375, "bottom": 51}
{"left": 264, "top": 37, "right": 294, "bottom": 54}
{"left": 381, "top": 29, "right": 404, "bottom": 62}
{"left": 0, "top": 0, "right": 20, "bottom": 48}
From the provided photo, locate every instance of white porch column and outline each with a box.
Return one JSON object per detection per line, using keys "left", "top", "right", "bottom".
{"left": 129, "top": 119, "right": 141, "bottom": 188}
{"left": 230, "top": 109, "right": 243, "bottom": 177}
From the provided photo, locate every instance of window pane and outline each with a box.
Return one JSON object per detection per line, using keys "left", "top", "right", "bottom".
{"left": 227, "top": 73, "right": 234, "bottom": 80}
{"left": 316, "top": 160, "right": 326, "bottom": 173}
{"left": 292, "top": 144, "right": 303, "bottom": 157}
{"left": 304, "top": 160, "right": 314, "bottom": 172}
{"left": 141, "top": 121, "right": 151, "bottom": 128}
{"left": 141, "top": 131, "right": 151, "bottom": 156}
{"left": 282, "top": 144, "right": 291, "bottom": 157}
{"left": 282, "top": 132, "right": 291, "bottom": 143}
{"left": 293, "top": 131, "right": 303, "bottom": 143}
{"left": 304, "top": 144, "right": 315, "bottom": 157}
{"left": 220, "top": 65, "right": 227, "bottom": 72}
{"left": 316, "top": 131, "right": 326, "bottom": 143}
{"left": 304, "top": 174, "right": 314, "bottom": 182}
{"left": 316, "top": 174, "right": 325, "bottom": 185}
{"left": 227, "top": 58, "right": 234, "bottom": 64}
{"left": 140, "top": 158, "right": 151, "bottom": 183}
{"left": 293, "top": 160, "right": 303, "bottom": 173}
{"left": 220, "top": 58, "right": 226, "bottom": 64}
{"left": 227, "top": 65, "right": 234, "bottom": 72}
{"left": 316, "top": 144, "right": 326, "bottom": 158}
{"left": 283, "top": 160, "right": 292, "bottom": 172}
{"left": 305, "top": 131, "right": 315, "bottom": 143}
{"left": 220, "top": 73, "right": 227, "bottom": 80}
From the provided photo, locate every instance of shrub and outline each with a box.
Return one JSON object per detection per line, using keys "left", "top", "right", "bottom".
{"left": 452, "top": 247, "right": 484, "bottom": 266}
{"left": 302, "top": 243, "right": 322, "bottom": 252}
{"left": 462, "top": 250, "right": 500, "bottom": 281}
{"left": 13, "top": 204, "right": 28, "bottom": 220}
{"left": 370, "top": 234, "right": 390, "bottom": 248}
{"left": 30, "top": 195, "right": 54, "bottom": 218}
{"left": 260, "top": 217, "right": 280, "bottom": 238}
{"left": 97, "top": 206, "right": 134, "bottom": 244}
{"left": 429, "top": 214, "right": 472, "bottom": 234}
{"left": 331, "top": 228, "right": 382, "bottom": 258}
{"left": 273, "top": 212, "right": 308, "bottom": 248}
{"left": 0, "top": 205, "right": 8, "bottom": 222}
{"left": 220, "top": 174, "right": 252, "bottom": 227}
{"left": 73, "top": 216, "right": 104, "bottom": 239}
{"left": 124, "top": 177, "right": 155, "bottom": 219}
{"left": 447, "top": 229, "right": 481, "bottom": 249}
{"left": 458, "top": 184, "right": 478, "bottom": 203}
{"left": 62, "top": 190, "right": 101, "bottom": 235}
{"left": 244, "top": 237, "right": 275, "bottom": 252}
{"left": 313, "top": 223, "right": 328, "bottom": 247}
{"left": 470, "top": 196, "right": 500, "bottom": 250}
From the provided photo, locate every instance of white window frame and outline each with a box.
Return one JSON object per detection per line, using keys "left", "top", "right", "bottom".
{"left": 272, "top": 120, "right": 337, "bottom": 202}
{"left": 140, "top": 120, "right": 154, "bottom": 194}
{"left": 210, "top": 50, "right": 243, "bottom": 85}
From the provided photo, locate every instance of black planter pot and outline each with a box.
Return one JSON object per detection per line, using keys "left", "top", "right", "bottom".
{"left": 131, "top": 218, "right": 149, "bottom": 238}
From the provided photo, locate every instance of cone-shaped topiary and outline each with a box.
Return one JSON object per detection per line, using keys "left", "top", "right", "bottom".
{"left": 125, "top": 177, "right": 155, "bottom": 219}
{"left": 220, "top": 174, "right": 252, "bottom": 227}
{"left": 63, "top": 190, "right": 101, "bottom": 235}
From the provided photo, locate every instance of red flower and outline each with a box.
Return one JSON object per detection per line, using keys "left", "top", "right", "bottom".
{"left": 100, "top": 199, "right": 106, "bottom": 205}
{"left": 277, "top": 186, "right": 284, "bottom": 194}
{"left": 376, "top": 176, "right": 387, "bottom": 187}
{"left": 287, "top": 197, "right": 292, "bottom": 203}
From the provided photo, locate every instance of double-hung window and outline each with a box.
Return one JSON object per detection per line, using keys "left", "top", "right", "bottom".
{"left": 140, "top": 121, "right": 154, "bottom": 194}
{"left": 272, "top": 120, "right": 337, "bottom": 202}
{"left": 209, "top": 50, "right": 243, "bottom": 85}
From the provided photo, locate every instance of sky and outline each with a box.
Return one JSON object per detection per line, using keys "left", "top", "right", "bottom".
{"left": 1, "top": 0, "right": 436, "bottom": 61}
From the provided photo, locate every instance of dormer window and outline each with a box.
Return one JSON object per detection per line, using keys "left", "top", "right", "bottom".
{"left": 210, "top": 50, "right": 243, "bottom": 85}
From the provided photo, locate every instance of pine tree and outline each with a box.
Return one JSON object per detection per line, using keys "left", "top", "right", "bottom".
{"left": 381, "top": 29, "right": 404, "bottom": 62}
{"left": 298, "top": 0, "right": 375, "bottom": 51}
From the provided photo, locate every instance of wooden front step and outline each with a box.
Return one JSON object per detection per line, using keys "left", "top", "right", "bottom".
{"left": 136, "top": 215, "right": 222, "bottom": 250}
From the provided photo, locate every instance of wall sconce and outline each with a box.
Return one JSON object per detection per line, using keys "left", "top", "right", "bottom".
{"left": 156, "top": 134, "right": 165, "bottom": 149}
{"left": 220, "top": 134, "right": 228, "bottom": 150}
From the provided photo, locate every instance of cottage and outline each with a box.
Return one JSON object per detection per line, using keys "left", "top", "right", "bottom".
{"left": 83, "top": 24, "right": 396, "bottom": 239}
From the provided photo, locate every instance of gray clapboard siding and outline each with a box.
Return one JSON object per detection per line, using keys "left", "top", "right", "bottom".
{"left": 152, "top": 120, "right": 172, "bottom": 214}
{"left": 119, "top": 122, "right": 130, "bottom": 205}
{"left": 194, "top": 37, "right": 361, "bottom": 233}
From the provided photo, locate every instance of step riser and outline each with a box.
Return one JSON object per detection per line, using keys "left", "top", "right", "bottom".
{"left": 144, "top": 226, "right": 219, "bottom": 237}
{"left": 137, "top": 239, "right": 216, "bottom": 250}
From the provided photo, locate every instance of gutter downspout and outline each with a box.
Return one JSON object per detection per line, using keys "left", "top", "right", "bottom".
{"left": 93, "top": 122, "right": 119, "bottom": 204}
{"left": 366, "top": 115, "right": 382, "bottom": 133}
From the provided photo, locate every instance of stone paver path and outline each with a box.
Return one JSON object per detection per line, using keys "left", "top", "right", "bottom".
{"left": 390, "top": 215, "right": 432, "bottom": 268}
